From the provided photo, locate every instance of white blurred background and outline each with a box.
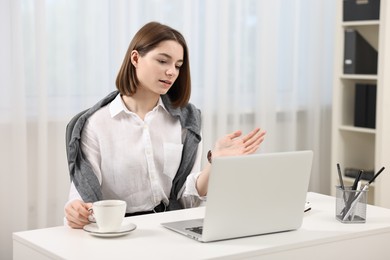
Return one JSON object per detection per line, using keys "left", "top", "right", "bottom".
{"left": 0, "top": 0, "right": 335, "bottom": 258}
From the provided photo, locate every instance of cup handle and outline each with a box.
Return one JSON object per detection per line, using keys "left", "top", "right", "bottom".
{"left": 87, "top": 207, "right": 96, "bottom": 223}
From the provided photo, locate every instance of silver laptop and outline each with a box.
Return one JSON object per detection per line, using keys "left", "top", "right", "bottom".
{"left": 161, "top": 150, "right": 313, "bottom": 242}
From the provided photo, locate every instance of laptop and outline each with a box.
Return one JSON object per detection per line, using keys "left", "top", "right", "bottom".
{"left": 161, "top": 150, "right": 313, "bottom": 242}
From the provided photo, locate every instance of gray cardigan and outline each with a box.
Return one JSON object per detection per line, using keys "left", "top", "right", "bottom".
{"left": 65, "top": 90, "right": 202, "bottom": 211}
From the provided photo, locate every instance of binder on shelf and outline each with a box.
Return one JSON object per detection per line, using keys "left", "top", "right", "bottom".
{"left": 354, "top": 84, "right": 367, "bottom": 127}
{"left": 354, "top": 83, "right": 377, "bottom": 129}
{"left": 366, "top": 84, "right": 377, "bottom": 128}
{"left": 343, "top": 0, "right": 380, "bottom": 21}
{"left": 344, "top": 29, "right": 378, "bottom": 75}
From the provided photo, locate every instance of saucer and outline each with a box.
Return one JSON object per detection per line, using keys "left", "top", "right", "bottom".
{"left": 83, "top": 222, "right": 137, "bottom": 237}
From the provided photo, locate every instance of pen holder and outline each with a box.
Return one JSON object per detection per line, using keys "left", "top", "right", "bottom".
{"left": 335, "top": 185, "right": 367, "bottom": 223}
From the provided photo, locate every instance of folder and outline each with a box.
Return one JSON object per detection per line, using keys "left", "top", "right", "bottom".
{"left": 343, "top": 0, "right": 380, "bottom": 21}
{"left": 354, "top": 84, "right": 367, "bottom": 128}
{"left": 354, "top": 83, "right": 376, "bottom": 128}
{"left": 344, "top": 29, "right": 378, "bottom": 75}
{"left": 366, "top": 84, "right": 377, "bottom": 128}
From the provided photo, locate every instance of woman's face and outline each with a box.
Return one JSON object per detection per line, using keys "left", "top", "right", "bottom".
{"left": 132, "top": 40, "right": 184, "bottom": 96}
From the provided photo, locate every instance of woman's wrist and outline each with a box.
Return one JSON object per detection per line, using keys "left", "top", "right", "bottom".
{"left": 207, "top": 150, "right": 212, "bottom": 164}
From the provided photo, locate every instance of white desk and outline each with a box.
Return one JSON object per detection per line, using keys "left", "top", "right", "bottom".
{"left": 13, "top": 193, "right": 390, "bottom": 259}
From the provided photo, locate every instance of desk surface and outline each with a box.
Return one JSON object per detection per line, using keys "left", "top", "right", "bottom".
{"left": 13, "top": 193, "right": 390, "bottom": 260}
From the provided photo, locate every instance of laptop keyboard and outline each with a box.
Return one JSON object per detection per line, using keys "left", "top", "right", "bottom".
{"left": 185, "top": 226, "right": 203, "bottom": 235}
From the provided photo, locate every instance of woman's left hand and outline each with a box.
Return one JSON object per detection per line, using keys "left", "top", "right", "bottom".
{"left": 196, "top": 128, "right": 266, "bottom": 196}
{"left": 212, "top": 128, "right": 266, "bottom": 159}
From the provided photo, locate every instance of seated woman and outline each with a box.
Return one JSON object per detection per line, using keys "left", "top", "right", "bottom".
{"left": 64, "top": 21, "right": 266, "bottom": 229}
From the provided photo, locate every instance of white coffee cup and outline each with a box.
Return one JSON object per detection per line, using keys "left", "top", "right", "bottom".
{"left": 91, "top": 200, "right": 126, "bottom": 232}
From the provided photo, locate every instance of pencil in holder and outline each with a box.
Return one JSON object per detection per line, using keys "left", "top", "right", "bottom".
{"left": 335, "top": 185, "right": 367, "bottom": 223}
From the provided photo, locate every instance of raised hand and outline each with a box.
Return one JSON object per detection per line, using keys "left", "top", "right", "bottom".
{"left": 213, "top": 128, "right": 266, "bottom": 158}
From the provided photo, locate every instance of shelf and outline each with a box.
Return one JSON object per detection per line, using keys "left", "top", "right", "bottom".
{"left": 332, "top": 0, "right": 390, "bottom": 208}
{"left": 340, "top": 74, "right": 378, "bottom": 80}
{"left": 342, "top": 20, "right": 380, "bottom": 27}
{"left": 338, "top": 125, "right": 376, "bottom": 134}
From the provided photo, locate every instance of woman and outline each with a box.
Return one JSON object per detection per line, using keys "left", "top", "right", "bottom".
{"left": 65, "top": 21, "right": 266, "bottom": 229}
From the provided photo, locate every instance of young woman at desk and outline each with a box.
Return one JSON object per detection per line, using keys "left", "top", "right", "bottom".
{"left": 64, "top": 21, "right": 266, "bottom": 229}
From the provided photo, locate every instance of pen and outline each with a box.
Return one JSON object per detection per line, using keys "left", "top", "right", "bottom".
{"left": 342, "top": 167, "right": 386, "bottom": 221}
{"left": 350, "top": 181, "right": 362, "bottom": 220}
{"left": 366, "top": 166, "right": 385, "bottom": 185}
{"left": 337, "top": 163, "right": 345, "bottom": 190}
{"left": 342, "top": 184, "right": 368, "bottom": 221}
{"left": 351, "top": 169, "right": 363, "bottom": 190}
{"left": 337, "top": 163, "right": 347, "bottom": 204}
{"left": 340, "top": 169, "right": 362, "bottom": 216}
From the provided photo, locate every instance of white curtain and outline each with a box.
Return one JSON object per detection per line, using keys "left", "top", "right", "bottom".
{"left": 0, "top": 0, "right": 335, "bottom": 258}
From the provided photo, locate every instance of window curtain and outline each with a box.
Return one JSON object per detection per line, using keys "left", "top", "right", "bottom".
{"left": 0, "top": 0, "right": 335, "bottom": 258}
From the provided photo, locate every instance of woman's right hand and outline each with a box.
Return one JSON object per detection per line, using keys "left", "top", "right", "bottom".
{"left": 64, "top": 199, "right": 93, "bottom": 229}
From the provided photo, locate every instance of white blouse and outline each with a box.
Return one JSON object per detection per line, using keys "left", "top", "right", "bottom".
{"left": 67, "top": 94, "right": 205, "bottom": 213}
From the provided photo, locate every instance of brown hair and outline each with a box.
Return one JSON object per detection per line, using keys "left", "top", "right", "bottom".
{"left": 116, "top": 21, "right": 191, "bottom": 108}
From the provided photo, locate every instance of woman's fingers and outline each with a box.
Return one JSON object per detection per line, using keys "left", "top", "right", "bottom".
{"left": 242, "top": 128, "right": 260, "bottom": 143}
{"left": 65, "top": 200, "right": 92, "bottom": 229}
{"left": 243, "top": 129, "right": 266, "bottom": 146}
{"left": 242, "top": 129, "right": 266, "bottom": 154}
{"left": 214, "top": 128, "right": 266, "bottom": 157}
{"left": 226, "top": 130, "right": 242, "bottom": 140}
{"left": 66, "top": 215, "right": 89, "bottom": 229}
